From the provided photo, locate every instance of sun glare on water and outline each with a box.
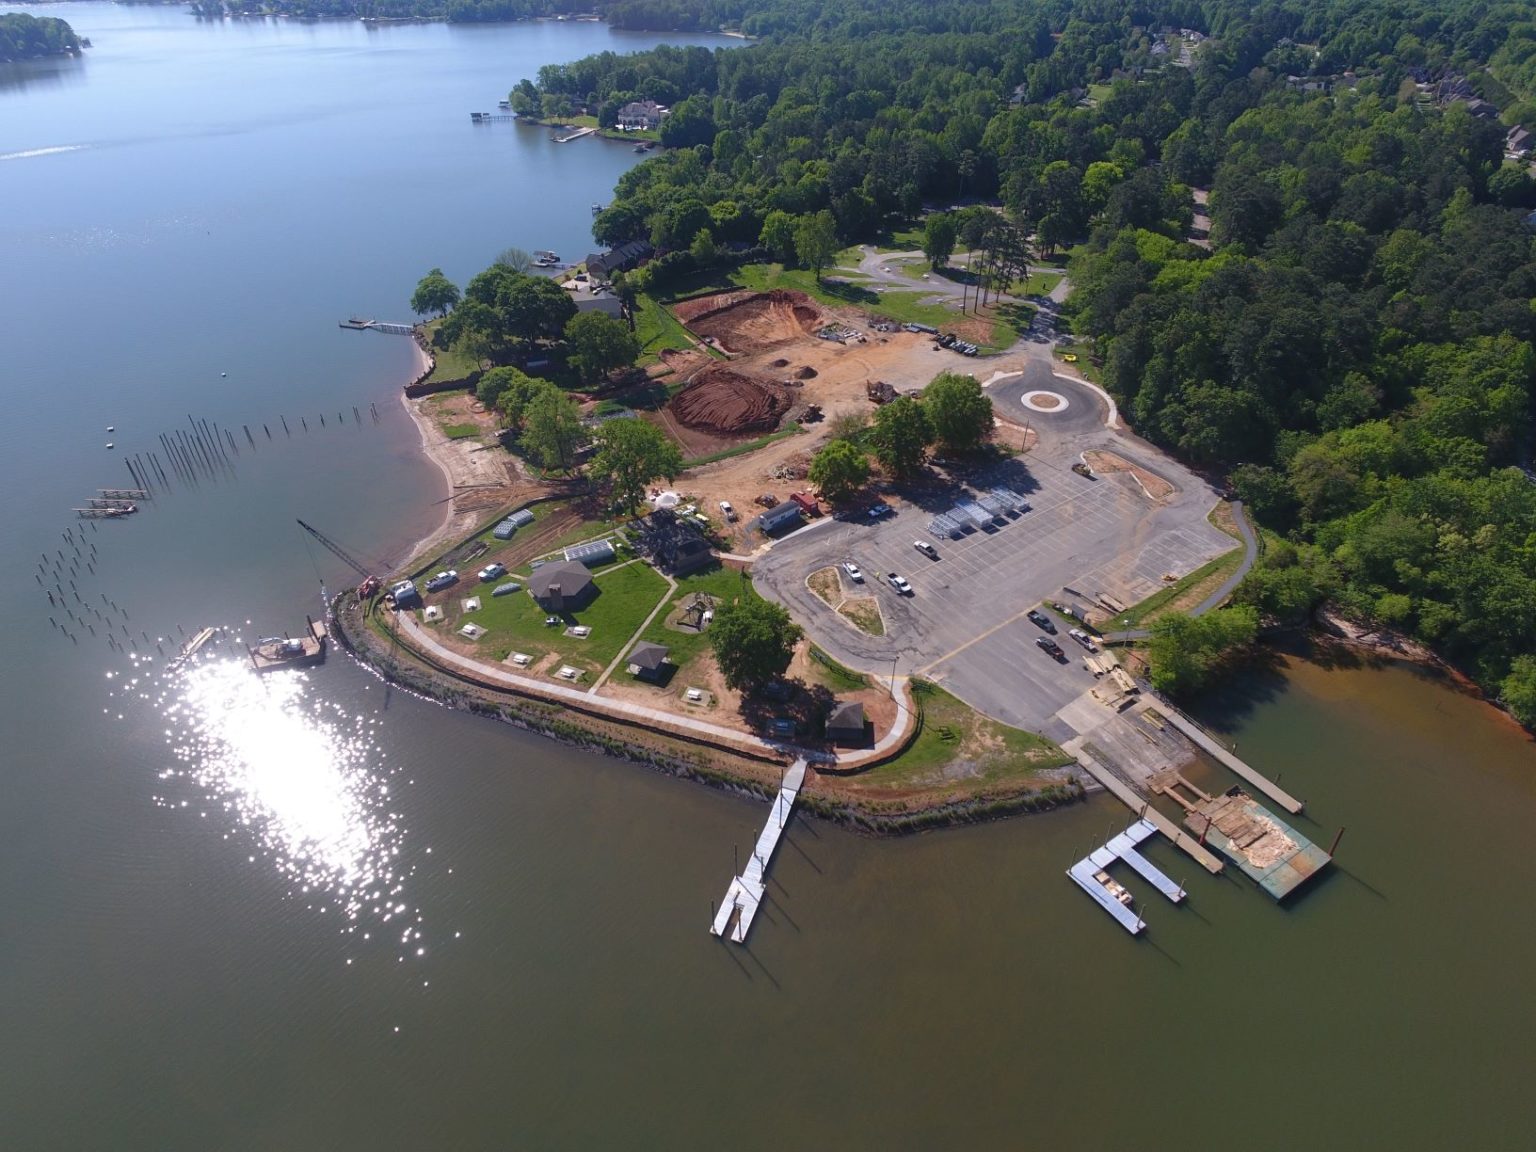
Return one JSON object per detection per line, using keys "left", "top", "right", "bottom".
{"left": 145, "top": 655, "right": 428, "bottom": 954}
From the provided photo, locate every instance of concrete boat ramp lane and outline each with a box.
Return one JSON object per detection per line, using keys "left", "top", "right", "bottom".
{"left": 711, "top": 758, "right": 808, "bottom": 944}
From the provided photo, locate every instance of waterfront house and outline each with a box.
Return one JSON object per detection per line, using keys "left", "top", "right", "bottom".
{"left": 616, "top": 100, "right": 669, "bottom": 131}
{"left": 584, "top": 240, "right": 653, "bottom": 281}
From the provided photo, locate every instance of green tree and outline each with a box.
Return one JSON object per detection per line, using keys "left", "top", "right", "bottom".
{"left": 793, "top": 210, "right": 839, "bottom": 281}
{"left": 520, "top": 388, "right": 586, "bottom": 473}
{"left": 410, "top": 268, "right": 460, "bottom": 318}
{"left": 709, "top": 596, "right": 803, "bottom": 692}
{"left": 689, "top": 227, "right": 719, "bottom": 265}
{"left": 1500, "top": 656, "right": 1536, "bottom": 728}
{"left": 808, "top": 440, "right": 871, "bottom": 503}
{"left": 1146, "top": 607, "right": 1259, "bottom": 697}
{"left": 868, "top": 395, "right": 933, "bottom": 480}
{"left": 923, "top": 213, "right": 957, "bottom": 269}
{"left": 923, "top": 371, "right": 993, "bottom": 451}
{"left": 501, "top": 274, "right": 577, "bottom": 345}
{"left": 760, "top": 210, "right": 797, "bottom": 263}
{"left": 480, "top": 367, "right": 550, "bottom": 428}
{"left": 565, "top": 311, "right": 639, "bottom": 384}
{"left": 589, "top": 418, "right": 683, "bottom": 514}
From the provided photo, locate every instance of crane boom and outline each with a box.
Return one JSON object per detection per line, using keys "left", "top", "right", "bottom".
{"left": 296, "top": 519, "right": 374, "bottom": 579}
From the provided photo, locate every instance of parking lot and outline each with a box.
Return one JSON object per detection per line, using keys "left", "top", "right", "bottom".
{"left": 752, "top": 361, "right": 1238, "bottom": 734}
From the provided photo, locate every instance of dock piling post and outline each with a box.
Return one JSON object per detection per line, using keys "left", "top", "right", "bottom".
{"left": 1328, "top": 826, "right": 1346, "bottom": 856}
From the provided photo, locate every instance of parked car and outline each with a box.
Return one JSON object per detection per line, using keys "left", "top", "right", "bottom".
{"left": 841, "top": 561, "right": 864, "bottom": 582}
{"left": 1035, "top": 636, "right": 1066, "bottom": 660}
{"left": 425, "top": 570, "right": 459, "bottom": 592}
{"left": 1027, "top": 608, "right": 1057, "bottom": 634}
{"left": 913, "top": 540, "right": 938, "bottom": 559}
{"left": 867, "top": 502, "right": 893, "bottom": 519}
{"left": 719, "top": 500, "right": 738, "bottom": 522}
{"left": 885, "top": 572, "right": 913, "bottom": 595}
{"left": 1069, "top": 628, "right": 1098, "bottom": 651}
{"left": 477, "top": 562, "right": 507, "bottom": 582}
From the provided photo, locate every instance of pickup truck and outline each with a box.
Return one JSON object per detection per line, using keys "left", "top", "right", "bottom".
{"left": 886, "top": 572, "right": 913, "bottom": 595}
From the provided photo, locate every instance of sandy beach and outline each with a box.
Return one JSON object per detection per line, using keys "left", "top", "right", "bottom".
{"left": 397, "top": 340, "right": 532, "bottom": 568}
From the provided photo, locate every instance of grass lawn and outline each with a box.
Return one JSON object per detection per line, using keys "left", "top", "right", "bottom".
{"left": 858, "top": 679, "right": 1071, "bottom": 790}
{"left": 638, "top": 564, "right": 761, "bottom": 674}
{"left": 455, "top": 559, "right": 670, "bottom": 675}
{"left": 1109, "top": 546, "right": 1246, "bottom": 631}
{"left": 419, "top": 319, "right": 482, "bottom": 385}
{"left": 634, "top": 292, "right": 704, "bottom": 363}
{"left": 1019, "top": 270, "right": 1063, "bottom": 296}
{"left": 875, "top": 226, "right": 925, "bottom": 252}
{"left": 806, "top": 645, "right": 869, "bottom": 692}
{"left": 440, "top": 422, "right": 481, "bottom": 440}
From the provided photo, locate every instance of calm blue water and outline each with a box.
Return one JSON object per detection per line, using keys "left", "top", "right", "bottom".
{"left": 2, "top": 8, "right": 1535, "bottom": 1150}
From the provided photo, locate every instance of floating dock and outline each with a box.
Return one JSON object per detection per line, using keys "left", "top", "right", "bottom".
{"left": 339, "top": 318, "right": 413, "bottom": 335}
{"left": 249, "top": 617, "right": 327, "bottom": 674}
{"left": 710, "top": 758, "right": 806, "bottom": 944}
{"left": 553, "top": 125, "right": 596, "bottom": 143}
{"left": 1152, "top": 770, "right": 1330, "bottom": 900}
{"left": 1067, "top": 818, "right": 1186, "bottom": 935}
{"left": 169, "top": 626, "right": 220, "bottom": 673}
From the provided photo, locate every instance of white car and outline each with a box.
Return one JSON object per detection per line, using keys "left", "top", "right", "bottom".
{"left": 913, "top": 540, "right": 938, "bottom": 559}
{"left": 886, "top": 572, "right": 912, "bottom": 595}
{"left": 841, "top": 562, "right": 864, "bottom": 582}
{"left": 719, "top": 500, "right": 738, "bottom": 522}
{"left": 1069, "top": 628, "right": 1099, "bottom": 652}
{"left": 477, "top": 562, "right": 507, "bottom": 582}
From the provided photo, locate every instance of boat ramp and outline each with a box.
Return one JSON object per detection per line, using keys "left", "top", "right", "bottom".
{"left": 710, "top": 758, "right": 807, "bottom": 944}
{"left": 1066, "top": 818, "right": 1186, "bottom": 935}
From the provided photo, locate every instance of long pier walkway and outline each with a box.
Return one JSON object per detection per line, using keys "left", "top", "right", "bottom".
{"left": 1066, "top": 739, "right": 1224, "bottom": 874}
{"left": 1154, "top": 705, "right": 1304, "bottom": 814}
{"left": 710, "top": 758, "right": 807, "bottom": 944}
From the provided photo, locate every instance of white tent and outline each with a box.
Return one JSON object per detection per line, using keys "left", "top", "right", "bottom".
{"left": 651, "top": 490, "right": 681, "bottom": 510}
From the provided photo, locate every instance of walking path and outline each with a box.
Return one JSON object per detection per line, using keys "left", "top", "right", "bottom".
{"left": 710, "top": 757, "right": 807, "bottom": 943}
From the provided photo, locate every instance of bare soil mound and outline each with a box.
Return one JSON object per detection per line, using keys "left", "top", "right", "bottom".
{"left": 673, "top": 289, "right": 827, "bottom": 355}
{"left": 670, "top": 367, "right": 791, "bottom": 434}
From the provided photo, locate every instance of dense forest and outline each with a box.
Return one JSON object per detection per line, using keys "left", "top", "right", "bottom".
{"left": 504, "top": 0, "right": 1536, "bottom": 722}
{"left": 0, "top": 13, "right": 81, "bottom": 61}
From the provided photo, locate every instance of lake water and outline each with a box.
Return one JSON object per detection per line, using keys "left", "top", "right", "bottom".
{"left": 3, "top": 7, "right": 1535, "bottom": 1149}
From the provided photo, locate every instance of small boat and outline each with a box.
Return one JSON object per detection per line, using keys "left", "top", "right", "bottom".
{"left": 592, "top": 202, "right": 604, "bottom": 213}
{"left": 105, "top": 442, "right": 114, "bottom": 449}
{"left": 1093, "top": 870, "right": 1134, "bottom": 907}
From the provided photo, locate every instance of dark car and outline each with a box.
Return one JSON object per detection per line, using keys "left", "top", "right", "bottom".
{"left": 1035, "top": 636, "right": 1066, "bottom": 660}
{"left": 1026, "top": 608, "right": 1057, "bottom": 634}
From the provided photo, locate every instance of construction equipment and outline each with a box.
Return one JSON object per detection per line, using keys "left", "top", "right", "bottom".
{"left": 297, "top": 519, "right": 381, "bottom": 596}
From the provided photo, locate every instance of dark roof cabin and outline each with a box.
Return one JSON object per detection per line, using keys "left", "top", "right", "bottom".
{"left": 626, "top": 641, "right": 670, "bottom": 681}
{"left": 826, "top": 701, "right": 867, "bottom": 746}
{"left": 527, "top": 561, "right": 596, "bottom": 612}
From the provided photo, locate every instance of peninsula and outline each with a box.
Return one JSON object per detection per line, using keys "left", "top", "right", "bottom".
{"left": 341, "top": 0, "right": 1536, "bottom": 841}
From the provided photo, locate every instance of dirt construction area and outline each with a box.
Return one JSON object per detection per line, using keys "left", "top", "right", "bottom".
{"left": 651, "top": 289, "right": 988, "bottom": 534}
{"left": 671, "top": 367, "right": 791, "bottom": 434}
{"left": 672, "top": 289, "right": 826, "bottom": 355}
